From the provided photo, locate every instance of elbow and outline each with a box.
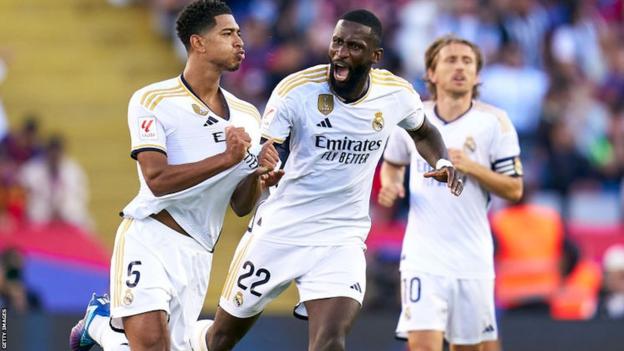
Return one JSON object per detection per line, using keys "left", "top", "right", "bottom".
{"left": 507, "top": 183, "right": 524, "bottom": 203}
{"left": 145, "top": 178, "right": 168, "bottom": 197}
{"left": 231, "top": 202, "right": 252, "bottom": 217}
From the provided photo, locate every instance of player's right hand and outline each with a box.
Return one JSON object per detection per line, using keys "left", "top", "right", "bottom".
{"left": 224, "top": 126, "right": 251, "bottom": 165}
{"left": 256, "top": 139, "right": 280, "bottom": 175}
{"left": 378, "top": 183, "right": 405, "bottom": 208}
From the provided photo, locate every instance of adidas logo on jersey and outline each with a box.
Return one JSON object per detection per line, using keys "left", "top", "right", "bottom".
{"left": 482, "top": 325, "right": 495, "bottom": 333}
{"left": 349, "top": 282, "right": 362, "bottom": 293}
{"left": 316, "top": 118, "right": 332, "bottom": 128}
{"left": 203, "top": 116, "right": 219, "bottom": 126}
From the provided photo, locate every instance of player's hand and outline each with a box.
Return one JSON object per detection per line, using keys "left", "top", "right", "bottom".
{"left": 424, "top": 163, "right": 463, "bottom": 196}
{"left": 256, "top": 139, "right": 280, "bottom": 175}
{"left": 260, "top": 169, "right": 285, "bottom": 188}
{"left": 378, "top": 183, "right": 405, "bottom": 208}
{"left": 224, "top": 126, "right": 251, "bottom": 165}
{"left": 448, "top": 148, "right": 473, "bottom": 174}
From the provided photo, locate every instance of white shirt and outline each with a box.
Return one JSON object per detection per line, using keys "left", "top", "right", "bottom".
{"left": 255, "top": 64, "right": 425, "bottom": 246}
{"left": 122, "top": 76, "right": 261, "bottom": 252}
{"left": 384, "top": 101, "right": 522, "bottom": 279}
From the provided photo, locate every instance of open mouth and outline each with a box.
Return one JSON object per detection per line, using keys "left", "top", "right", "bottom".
{"left": 452, "top": 74, "right": 466, "bottom": 83}
{"left": 333, "top": 62, "right": 350, "bottom": 82}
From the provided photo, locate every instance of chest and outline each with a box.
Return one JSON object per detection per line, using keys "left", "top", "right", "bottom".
{"left": 295, "top": 94, "right": 398, "bottom": 142}
{"left": 434, "top": 117, "right": 494, "bottom": 163}
{"left": 158, "top": 102, "right": 255, "bottom": 164}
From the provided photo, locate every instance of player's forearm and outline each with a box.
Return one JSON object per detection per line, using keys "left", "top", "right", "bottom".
{"left": 380, "top": 161, "right": 405, "bottom": 187}
{"left": 230, "top": 173, "right": 262, "bottom": 216}
{"left": 145, "top": 153, "right": 238, "bottom": 196}
{"left": 408, "top": 118, "right": 449, "bottom": 168}
{"left": 467, "top": 164, "right": 523, "bottom": 202}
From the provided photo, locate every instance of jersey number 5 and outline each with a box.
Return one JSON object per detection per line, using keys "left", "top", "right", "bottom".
{"left": 237, "top": 261, "right": 271, "bottom": 297}
{"left": 126, "top": 261, "right": 142, "bottom": 288}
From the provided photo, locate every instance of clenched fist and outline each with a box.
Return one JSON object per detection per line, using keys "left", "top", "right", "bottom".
{"left": 378, "top": 182, "right": 405, "bottom": 208}
{"left": 224, "top": 126, "right": 251, "bottom": 165}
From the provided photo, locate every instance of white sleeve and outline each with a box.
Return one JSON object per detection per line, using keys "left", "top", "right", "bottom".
{"left": 397, "top": 89, "right": 426, "bottom": 131}
{"left": 383, "top": 127, "right": 413, "bottom": 165}
{"left": 490, "top": 111, "right": 523, "bottom": 177}
{"left": 260, "top": 90, "right": 294, "bottom": 144}
{"left": 127, "top": 95, "right": 167, "bottom": 160}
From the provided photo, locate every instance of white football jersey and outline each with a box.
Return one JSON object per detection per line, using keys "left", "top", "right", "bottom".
{"left": 254, "top": 64, "right": 425, "bottom": 246}
{"left": 122, "top": 76, "right": 261, "bottom": 252}
{"left": 384, "top": 101, "right": 522, "bottom": 279}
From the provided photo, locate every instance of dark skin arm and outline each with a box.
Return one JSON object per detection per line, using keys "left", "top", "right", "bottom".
{"left": 407, "top": 117, "right": 463, "bottom": 196}
{"left": 230, "top": 140, "right": 283, "bottom": 216}
{"left": 137, "top": 126, "right": 250, "bottom": 197}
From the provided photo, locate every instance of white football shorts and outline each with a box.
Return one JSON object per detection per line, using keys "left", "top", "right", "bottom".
{"left": 109, "top": 217, "right": 212, "bottom": 351}
{"left": 219, "top": 232, "right": 366, "bottom": 318}
{"left": 395, "top": 270, "right": 497, "bottom": 345}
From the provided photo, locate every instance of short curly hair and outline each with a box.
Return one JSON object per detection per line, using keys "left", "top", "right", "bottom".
{"left": 176, "top": 0, "right": 232, "bottom": 50}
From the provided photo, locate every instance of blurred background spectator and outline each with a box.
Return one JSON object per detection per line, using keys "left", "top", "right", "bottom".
{"left": 0, "top": 248, "right": 41, "bottom": 314}
{"left": 19, "top": 134, "right": 92, "bottom": 229}
{"left": 596, "top": 244, "right": 624, "bottom": 319}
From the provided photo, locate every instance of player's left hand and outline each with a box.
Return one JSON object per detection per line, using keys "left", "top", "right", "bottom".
{"left": 448, "top": 148, "right": 474, "bottom": 174}
{"left": 423, "top": 163, "right": 464, "bottom": 196}
{"left": 256, "top": 139, "right": 280, "bottom": 175}
{"left": 260, "top": 169, "right": 285, "bottom": 188}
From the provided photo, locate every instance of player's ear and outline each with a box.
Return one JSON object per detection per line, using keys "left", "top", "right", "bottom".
{"left": 372, "top": 48, "right": 383, "bottom": 65}
{"left": 426, "top": 67, "right": 436, "bottom": 84}
{"left": 189, "top": 34, "right": 207, "bottom": 53}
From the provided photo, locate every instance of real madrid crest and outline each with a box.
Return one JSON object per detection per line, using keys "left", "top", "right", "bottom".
{"left": 192, "top": 103, "right": 209, "bottom": 116}
{"left": 234, "top": 291, "right": 244, "bottom": 307}
{"left": 123, "top": 289, "right": 134, "bottom": 306}
{"left": 372, "top": 112, "right": 384, "bottom": 131}
{"left": 463, "top": 136, "right": 476, "bottom": 152}
{"left": 317, "top": 94, "right": 334, "bottom": 115}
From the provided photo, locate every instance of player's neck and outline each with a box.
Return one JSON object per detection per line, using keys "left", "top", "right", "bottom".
{"left": 182, "top": 59, "right": 222, "bottom": 101}
{"left": 434, "top": 93, "right": 473, "bottom": 122}
{"left": 330, "top": 75, "right": 370, "bottom": 103}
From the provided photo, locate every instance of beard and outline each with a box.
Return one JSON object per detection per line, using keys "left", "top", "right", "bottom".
{"left": 329, "top": 62, "right": 370, "bottom": 98}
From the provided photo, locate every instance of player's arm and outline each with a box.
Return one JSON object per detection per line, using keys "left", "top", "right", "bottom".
{"left": 230, "top": 140, "right": 282, "bottom": 216}
{"left": 378, "top": 160, "right": 406, "bottom": 208}
{"left": 449, "top": 150, "right": 523, "bottom": 202}
{"left": 138, "top": 126, "right": 250, "bottom": 197}
{"left": 406, "top": 117, "right": 463, "bottom": 196}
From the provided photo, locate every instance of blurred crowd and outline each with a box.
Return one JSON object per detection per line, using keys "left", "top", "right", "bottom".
{"left": 0, "top": 113, "right": 92, "bottom": 232}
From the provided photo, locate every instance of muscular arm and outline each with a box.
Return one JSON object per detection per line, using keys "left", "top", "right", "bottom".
{"left": 137, "top": 126, "right": 250, "bottom": 197}
{"left": 230, "top": 140, "right": 281, "bottom": 216}
{"left": 137, "top": 151, "right": 238, "bottom": 197}
{"left": 449, "top": 148, "right": 523, "bottom": 202}
{"left": 406, "top": 117, "right": 448, "bottom": 168}
{"left": 230, "top": 172, "right": 262, "bottom": 217}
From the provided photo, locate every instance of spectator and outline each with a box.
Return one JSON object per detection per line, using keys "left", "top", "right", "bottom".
{"left": 1, "top": 115, "right": 44, "bottom": 165}
{"left": 480, "top": 41, "right": 549, "bottom": 147}
{"left": 0, "top": 248, "right": 41, "bottom": 313}
{"left": 596, "top": 244, "right": 624, "bottom": 319}
{"left": 19, "top": 135, "right": 92, "bottom": 229}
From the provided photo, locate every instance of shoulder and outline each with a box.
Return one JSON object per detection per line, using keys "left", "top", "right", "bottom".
{"left": 221, "top": 89, "right": 261, "bottom": 125}
{"left": 273, "top": 64, "right": 329, "bottom": 98}
{"left": 131, "top": 77, "right": 184, "bottom": 111}
{"left": 370, "top": 68, "right": 418, "bottom": 96}
{"left": 472, "top": 101, "right": 514, "bottom": 133}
